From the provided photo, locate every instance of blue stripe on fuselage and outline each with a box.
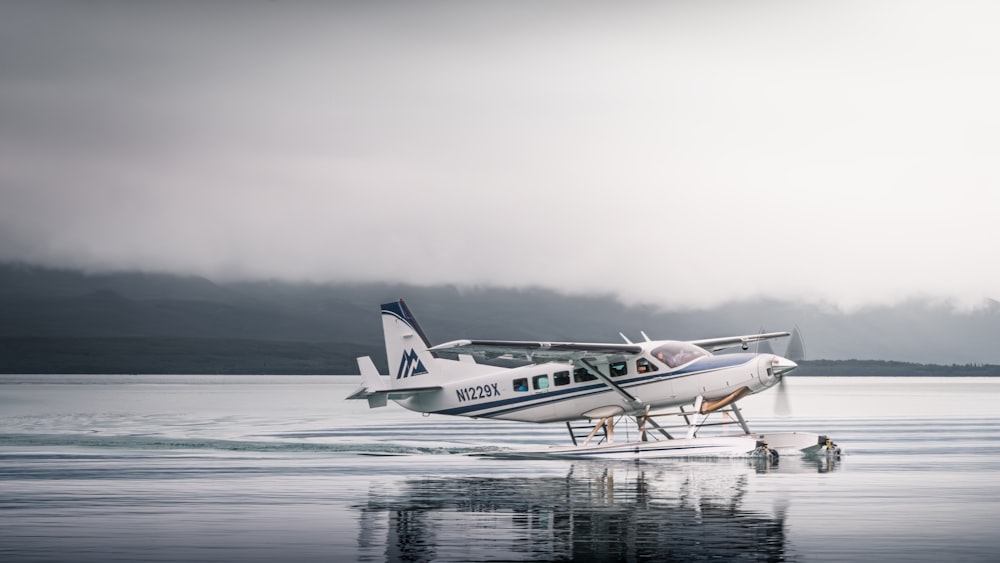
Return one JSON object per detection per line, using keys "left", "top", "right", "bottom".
{"left": 432, "top": 354, "right": 755, "bottom": 417}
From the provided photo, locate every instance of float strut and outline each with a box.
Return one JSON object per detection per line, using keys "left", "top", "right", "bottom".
{"left": 730, "top": 402, "right": 752, "bottom": 435}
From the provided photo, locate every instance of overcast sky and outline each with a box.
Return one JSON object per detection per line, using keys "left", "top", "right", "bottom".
{"left": 2, "top": 1, "right": 998, "bottom": 310}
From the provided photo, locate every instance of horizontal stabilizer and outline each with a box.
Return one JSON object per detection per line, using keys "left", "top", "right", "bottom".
{"left": 345, "top": 356, "right": 389, "bottom": 404}
{"left": 345, "top": 356, "right": 387, "bottom": 397}
{"left": 345, "top": 355, "right": 441, "bottom": 408}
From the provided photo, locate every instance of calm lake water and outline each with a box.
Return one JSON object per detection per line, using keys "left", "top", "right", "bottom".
{"left": 2, "top": 375, "right": 999, "bottom": 562}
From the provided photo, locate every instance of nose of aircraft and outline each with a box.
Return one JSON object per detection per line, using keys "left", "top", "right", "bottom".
{"left": 771, "top": 355, "right": 798, "bottom": 375}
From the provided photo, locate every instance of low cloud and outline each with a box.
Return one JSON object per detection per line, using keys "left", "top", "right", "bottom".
{"left": 2, "top": 1, "right": 998, "bottom": 310}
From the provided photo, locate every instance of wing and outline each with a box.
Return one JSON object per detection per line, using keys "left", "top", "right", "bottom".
{"left": 428, "top": 339, "right": 643, "bottom": 364}
{"left": 688, "top": 331, "right": 791, "bottom": 352}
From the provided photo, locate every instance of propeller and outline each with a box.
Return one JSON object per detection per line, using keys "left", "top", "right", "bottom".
{"left": 752, "top": 326, "right": 791, "bottom": 417}
{"left": 773, "top": 371, "right": 791, "bottom": 417}
{"left": 774, "top": 325, "right": 805, "bottom": 417}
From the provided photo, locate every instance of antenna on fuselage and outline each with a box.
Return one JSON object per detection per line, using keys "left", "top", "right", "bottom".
{"left": 619, "top": 332, "right": 634, "bottom": 344}
{"left": 640, "top": 331, "right": 652, "bottom": 342}
{"left": 755, "top": 326, "right": 775, "bottom": 355}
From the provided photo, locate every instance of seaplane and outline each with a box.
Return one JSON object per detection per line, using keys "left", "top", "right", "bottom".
{"left": 347, "top": 299, "right": 840, "bottom": 460}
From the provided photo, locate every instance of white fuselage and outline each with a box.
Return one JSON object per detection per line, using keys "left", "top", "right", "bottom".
{"left": 395, "top": 351, "right": 782, "bottom": 423}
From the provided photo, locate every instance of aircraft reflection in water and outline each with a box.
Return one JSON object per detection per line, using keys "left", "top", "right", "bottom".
{"left": 355, "top": 459, "right": 838, "bottom": 562}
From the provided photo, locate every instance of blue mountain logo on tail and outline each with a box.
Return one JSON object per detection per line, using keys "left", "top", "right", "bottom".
{"left": 396, "top": 349, "right": 428, "bottom": 379}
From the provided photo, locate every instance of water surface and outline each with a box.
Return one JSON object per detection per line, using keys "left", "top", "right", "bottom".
{"left": 2, "top": 375, "right": 999, "bottom": 562}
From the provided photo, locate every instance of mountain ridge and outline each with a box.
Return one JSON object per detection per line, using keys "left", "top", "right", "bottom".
{"left": 2, "top": 262, "right": 998, "bottom": 373}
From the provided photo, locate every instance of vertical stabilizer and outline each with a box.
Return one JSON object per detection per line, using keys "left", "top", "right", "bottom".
{"left": 380, "top": 299, "right": 440, "bottom": 387}
{"left": 379, "top": 299, "right": 497, "bottom": 388}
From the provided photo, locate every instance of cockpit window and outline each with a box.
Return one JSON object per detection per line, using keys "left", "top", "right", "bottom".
{"left": 650, "top": 342, "right": 710, "bottom": 369}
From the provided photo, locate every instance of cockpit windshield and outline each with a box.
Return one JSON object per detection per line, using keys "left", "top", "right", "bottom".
{"left": 649, "top": 342, "right": 711, "bottom": 369}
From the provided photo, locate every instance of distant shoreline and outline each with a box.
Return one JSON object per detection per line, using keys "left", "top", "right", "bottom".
{"left": 791, "top": 359, "right": 1000, "bottom": 377}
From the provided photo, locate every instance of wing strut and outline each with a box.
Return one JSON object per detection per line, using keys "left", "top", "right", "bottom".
{"left": 578, "top": 358, "right": 642, "bottom": 407}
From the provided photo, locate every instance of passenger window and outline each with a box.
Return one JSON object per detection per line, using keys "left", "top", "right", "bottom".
{"left": 533, "top": 374, "right": 550, "bottom": 390}
{"left": 513, "top": 378, "right": 529, "bottom": 392}
{"left": 574, "top": 367, "right": 597, "bottom": 382}
{"left": 553, "top": 370, "right": 570, "bottom": 386}
{"left": 636, "top": 358, "right": 658, "bottom": 374}
{"left": 610, "top": 361, "right": 627, "bottom": 377}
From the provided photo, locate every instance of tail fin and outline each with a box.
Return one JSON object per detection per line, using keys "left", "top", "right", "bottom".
{"left": 380, "top": 299, "right": 495, "bottom": 387}
{"left": 381, "top": 299, "right": 440, "bottom": 387}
